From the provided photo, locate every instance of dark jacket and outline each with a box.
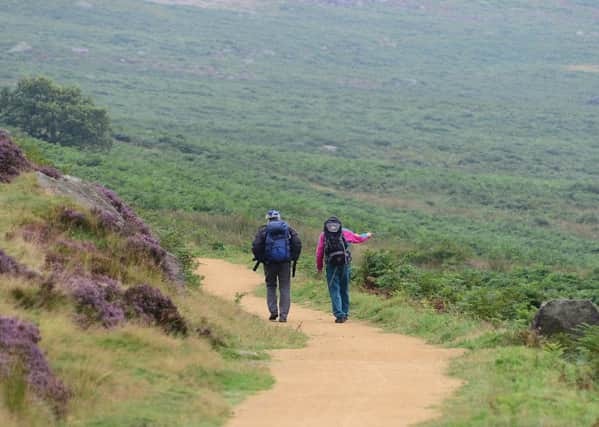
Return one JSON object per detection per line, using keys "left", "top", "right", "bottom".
{"left": 252, "top": 222, "right": 302, "bottom": 263}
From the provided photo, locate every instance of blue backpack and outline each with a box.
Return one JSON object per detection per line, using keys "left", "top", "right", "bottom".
{"left": 264, "top": 220, "right": 291, "bottom": 262}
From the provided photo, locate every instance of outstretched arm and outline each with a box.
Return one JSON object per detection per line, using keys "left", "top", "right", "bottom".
{"left": 342, "top": 229, "right": 372, "bottom": 244}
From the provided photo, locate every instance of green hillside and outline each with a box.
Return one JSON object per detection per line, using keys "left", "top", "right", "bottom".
{"left": 0, "top": 168, "right": 305, "bottom": 426}
{"left": 2, "top": 0, "right": 599, "bottom": 269}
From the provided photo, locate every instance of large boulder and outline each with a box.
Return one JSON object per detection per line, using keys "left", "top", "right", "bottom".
{"left": 532, "top": 299, "right": 599, "bottom": 336}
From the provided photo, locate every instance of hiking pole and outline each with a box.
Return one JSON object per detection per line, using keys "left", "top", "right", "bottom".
{"left": 292, "top": 260, "right": 297, "bottom": 278}
{"left": 252, "top": 259, "right": 261, "bottom": 272}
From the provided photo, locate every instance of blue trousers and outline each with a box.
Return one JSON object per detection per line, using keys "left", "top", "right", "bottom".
{"left": 326, "top": 263, "right": 351, "bottom": 319}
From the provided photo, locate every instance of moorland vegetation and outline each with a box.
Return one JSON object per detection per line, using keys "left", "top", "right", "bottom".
{"left": 1, "top": 0, "right": 599, "bottom": 424}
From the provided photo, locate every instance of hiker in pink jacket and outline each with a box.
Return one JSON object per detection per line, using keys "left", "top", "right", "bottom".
{"left": 316, "top": 216, "right": 372, "bottom": 323}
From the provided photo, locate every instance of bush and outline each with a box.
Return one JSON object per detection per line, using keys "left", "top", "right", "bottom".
{"left": 360, "top": 249, "right": 590, "bottom": 323}
{"left": 157, "top": 226, "right": 200, "bottom": 288}
{"left": 0, "top": 77, "right": 111, "bottom": 149}
{"left": 0, "top": 129, "right": 32, "bottom": 183}
{"left": 0, "top": 316, "right": 70, "bottom": 416}
{"left": 123, "top": 284, "right": 187, "bottom": 335}
{"left": 0, "top": 249, "right": 37, "bottom": 279}
{"left": 70, "top": 275, "right": 125, "bottom": 328}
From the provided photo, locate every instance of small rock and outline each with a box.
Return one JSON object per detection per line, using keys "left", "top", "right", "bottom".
{"left": 71, "top": 47, "right": 90, "bottom": 55}
{"left": 8, "top": 42, "right": 32, "bottom": 54}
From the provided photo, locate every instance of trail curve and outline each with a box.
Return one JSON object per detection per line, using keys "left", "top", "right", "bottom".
{"left": 197, "top": 258, "right": 463, "bottom": 427}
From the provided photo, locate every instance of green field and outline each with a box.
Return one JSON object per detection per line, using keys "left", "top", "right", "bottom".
{"left": 2, "top": 0, "right": 599, "bottom": 269}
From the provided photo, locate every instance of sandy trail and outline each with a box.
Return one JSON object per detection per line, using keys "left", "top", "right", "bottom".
{"left": 197, "top": 258, "right": 463, "bottom": 427}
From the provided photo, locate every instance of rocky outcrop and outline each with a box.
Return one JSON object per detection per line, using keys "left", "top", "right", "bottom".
{"left": 37, "top": 173, "right": 127, "bottom": 228}
{"left": 1, "top": 128, "right": 183, "bottom": 285}
{"left": 37, "top": 173, "right": 184, "bottom": 285}
{"left": 532, "top": 299, "right": 599, "bottom": 336}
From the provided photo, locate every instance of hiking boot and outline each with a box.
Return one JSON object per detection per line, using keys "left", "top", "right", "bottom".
{"left": 269, "top": 314, "right": 278, "bottom": 321}
{"left": 335, "top": 317, "right": 345, "bottom": 323}
{"left": 278, "top": 318, "right": 287, "bottom": 323}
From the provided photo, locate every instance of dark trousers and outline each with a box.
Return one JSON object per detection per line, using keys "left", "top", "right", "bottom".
{"left": 264, "top": 262, "right": 291, "bottom": 320}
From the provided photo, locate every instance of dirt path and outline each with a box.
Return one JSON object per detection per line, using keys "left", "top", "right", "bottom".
{"left": 197, "top": 258, "right": 463, "bottom": 427}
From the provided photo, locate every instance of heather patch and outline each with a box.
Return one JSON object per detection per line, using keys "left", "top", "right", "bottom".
{"left": 68, "top": 275, "right": 125, "bottom": 329}
{"left": 0, "top": 316, "right": 70, "bottom": 417}
{"left": 95, "top": 184, "right": 152, "bottom": 237}
{"left": 65, "top": 275, "right": 187, "bottom": 335}
{"left": 92, "top": 207, "right": 121, "bottom": 233}
{"left": 36, "top": 166, "right": 62, "bottom": 180}
{"left": 124, "top": 284, "right": 188, "bottom": 335}
{"left": 19, "top": 222, "right": 54, "bottom": 245}
{"left": 55, "top": 238, "right": 96, "bottom": 254}
{"left": 0, "top": 249, "right": 37, "bottom": 279}
{"left": 90, "top": 187, "right": 183, "bottom": 283}
{"left": 43, "top": 238, "right": 98, "bottom": 276}
{"left": 126, "top": 233, "right": 166, "bottom": 264}
{"left": 0, "top": 130, "right": 32, "bottom": 183}
{"left": 57, "top": 208, "right": 89, "bottom": 229}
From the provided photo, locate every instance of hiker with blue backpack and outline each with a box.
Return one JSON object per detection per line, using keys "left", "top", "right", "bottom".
{"left": 252, "top": 210, "right": 302, "bottom": 323}
{"left": 316, "top": 216, "right": 372, "bottom": 323}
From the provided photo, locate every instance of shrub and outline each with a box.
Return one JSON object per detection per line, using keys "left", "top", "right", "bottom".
{"left": 69, "top": 275, "right": 125, "bottom": 328}
{"left": 359, "top": 249, "right": 574, "bottom": 323}
{"left": 57, "top": 208, "right": 89, "bottom": 229}
{"left": 126, "top": 233, "right": 166, "bottom": 265}
{"left": 155, "top": 225, "right": 198, "bottom": 287}
{"left": 0, "top": 316, "right": 70, "bottom": 416}
{"left": 0, "top": 249, "right": 37, "bottom": 279}
{"left": 0, "top": 129, "right": 32, "bottom": 183}
{"left": 123, "top": 284, "right": 187, "bottom": 335}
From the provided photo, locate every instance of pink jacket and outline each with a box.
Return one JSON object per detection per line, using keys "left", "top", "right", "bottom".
{"left": 316, "top": 229, "right": 371, "bottom": 272}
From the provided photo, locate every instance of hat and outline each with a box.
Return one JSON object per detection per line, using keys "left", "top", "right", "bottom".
{"left": 266, "top": 209, "right": 281, "bottom": 221}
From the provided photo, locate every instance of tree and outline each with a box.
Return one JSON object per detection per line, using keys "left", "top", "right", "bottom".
{"left": 0, "top": 77, "right": 112, "bottom": 150}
